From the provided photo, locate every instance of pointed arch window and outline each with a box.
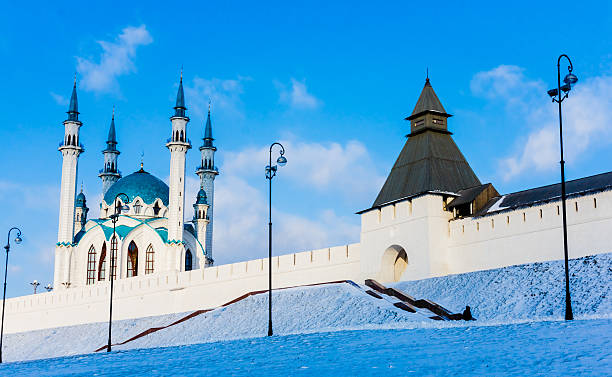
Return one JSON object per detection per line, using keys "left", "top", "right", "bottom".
{"left": 134, "top": 200, "right": 142, "bottom": 215}
{"left": 127, "top": 241, "right": 138, "bottom": 277}
{"left": 185, "top": 249, "right": 193, "bottom": 271}
{"left": 110, "top": 236, "right": 118, "bottom": 280}
{"left": 153, "top": 201, "right": 161, "bottom": 216}
{"left": 99, "top": 243, "right": 107, "bottom": 281}
{"left": 145, "top": 245, "right": 154, "bottom": 274}
{"left": 86, "top": 245, "right": 97, "bottom": 285}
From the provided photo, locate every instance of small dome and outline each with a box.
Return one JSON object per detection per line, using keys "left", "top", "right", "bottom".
{"left": 75, "top": 192, "right": 86, "bottom": 208}
{"left": 195, "top": 188, "right": 207, "bottom": 204}
{"left": 104, "top": 168, "right": 169, "bottom": 206}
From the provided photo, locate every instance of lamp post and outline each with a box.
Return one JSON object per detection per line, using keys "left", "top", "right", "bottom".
{"left": 30, "top": 280, "right": 40, "bottom": 294}
{"left": 265, "top": 143, "right": 287, "bottom": 336}
{"left": 44, "top": 284, "right": 53, "bottom": 293}
{"left": 107, "top": 193, "right": 130, "bottom": 352}
{"left": 1, "top": 227, "right": 22, "bottom": 363}
{"left": 547, "top": 54, "right": 578, "bottom": 321}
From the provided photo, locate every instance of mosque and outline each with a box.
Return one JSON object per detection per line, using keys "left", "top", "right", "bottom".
{"left": 3, "top": 72, "right": 608, "bottom": 333}
{"left": 54, "top": 74, "right": 218, "bottom": 290}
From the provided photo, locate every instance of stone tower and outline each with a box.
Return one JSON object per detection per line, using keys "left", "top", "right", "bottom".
{"left": 192, "top": 187, "right": 210, "bottom": 266}
{"left": 166, "top": 71, "right": 191, "bottom": 246}
{"left": 98, "top": 108, "right": 121, "bottom": 196}
{"left": 74, "top": 186, "right": 89, "bottom": 234}
{"left": 195, "top": 106, "right": 218, "bottom": 265}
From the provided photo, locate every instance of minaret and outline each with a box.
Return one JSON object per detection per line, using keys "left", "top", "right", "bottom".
{"left": 98, "top": 108, "right": 121, "bottom": 196}
{"left": 74, "top": 185, "right": 89, "bottom": 234}
{"left": 57, "top": 78, "right": 84, "bottom": 244}
{"left": 166, "top": 71, "right": 191, "bottom": 244}
{"left": 192, "top": 186, "right": 210, "bottom": 263}
{"left": 55, "top": 77, "right": 84, "bottom": 289}
{"left": 195, "top": 104, "right": 219, "bottom": 265}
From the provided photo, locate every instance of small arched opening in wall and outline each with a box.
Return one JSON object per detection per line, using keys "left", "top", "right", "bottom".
{"left": 380, "top": 245, "right": 408, "bottom": 283}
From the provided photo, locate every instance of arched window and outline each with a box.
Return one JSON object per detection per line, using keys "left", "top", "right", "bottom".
{"left": 175, "top": 130, "right": 179, "bottom": 141}
{"left": 127, "top": 241, "right": 138, "bottom": 277}
{"left": 153, "top": 201, "right": 161, "bottom": 216}
{"left": 110, "top": 236, "right": 118, "bottom": 280}
{"left": 180, "top": 130, "right": 184, "bottom": 141}
{"left": 98, "top": 243, "right": 107, "bottom": 281}
{"left": 86, "top": 246, "right": 96, "bottom": 285}
{"left": 134, "top": 200, "right": 142, "bottom": 215}
{"left": 145, "top": 245, "right": 154, "bottom": 274}
{"left": 67, "top": 134, "right": 72, "bottom": 146}
{"left": 185, "top": 249, "right": 193, "bottom": 271}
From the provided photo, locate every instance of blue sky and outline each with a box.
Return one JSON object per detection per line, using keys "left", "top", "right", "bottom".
{"left": 1, "top": 1, "right": 611, "bottom": 297}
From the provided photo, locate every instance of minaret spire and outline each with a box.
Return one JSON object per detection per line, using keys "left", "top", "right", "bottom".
{"left": 196, "top": 102, "right": 218, "bottom": 266}
{"left": 67, "top": 74, "right": 79, "bottom": 121}
{"left": 99, "top": 108, "right": 121, "bottom": 196}
{"left": 167, "top": 70, "right": 192, "bottom": 252}
{"left": 174, "top": 67, "right": 187, "bottom": 118}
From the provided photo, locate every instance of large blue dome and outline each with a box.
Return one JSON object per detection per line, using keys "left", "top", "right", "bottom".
{"left": 104, "top": 169, "right": 169, "bottom": 205}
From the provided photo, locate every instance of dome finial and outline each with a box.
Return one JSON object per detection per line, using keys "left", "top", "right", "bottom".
{"left": 140, "top": 150, "right": 144, "bottom": 170}
{"left": 80, "top": 181, "right": 83, "bottom": 193}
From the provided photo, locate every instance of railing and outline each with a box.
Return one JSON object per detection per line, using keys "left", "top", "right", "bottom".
{"left": 59, "top": 141, "right": 85, "bottom": 149}
{"left": 166, "top": 137, "right": 192, "bottom": 145}
{"left": 98, "top": 169, "right": 122, "bottom": 175}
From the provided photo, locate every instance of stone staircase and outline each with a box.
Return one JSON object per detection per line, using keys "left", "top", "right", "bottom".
{"left": 365, "top": 279, "right": 465, "bottom": 321}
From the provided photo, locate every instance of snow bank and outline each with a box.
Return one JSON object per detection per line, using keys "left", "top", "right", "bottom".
{"left": 393, "top": 253, "right": 612, "bottom": 321}
{"left": 3, "top": 253, "right": 610, "bottom": 363}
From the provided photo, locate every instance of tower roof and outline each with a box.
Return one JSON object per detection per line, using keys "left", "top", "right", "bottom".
{"left": 406, "top": 78, "right": 450, "bottom": 121}
{"left": 66, "top": 78, "right": 79, "bottom": 122}
{"left": 173, "top": 70, "right": 187, "bottom": 118}
{"left": 105, "top": 109, "right": 117, "bottom": 150}
{"left": 195, "top": 187, "right": 208, "bottom": 204}
{"left": 203, "top": 107, "right": 214, "bottom": 148}
{"left": 368, "top": 78, "right": 480, "bottom": 209}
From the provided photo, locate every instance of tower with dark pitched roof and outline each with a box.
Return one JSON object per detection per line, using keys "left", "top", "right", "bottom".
{"left": 372, "top": 78, "right": 480, "bottom": 208}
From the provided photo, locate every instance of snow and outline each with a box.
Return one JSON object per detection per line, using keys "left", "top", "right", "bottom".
{"left": 486, "top": 195, "right": 508, "bottom": 213}
{"left": 2, "top": 319, "right": 611, "bottom": 376}
{"left": 1, "top": 253, "right": 610, "bottom": 373}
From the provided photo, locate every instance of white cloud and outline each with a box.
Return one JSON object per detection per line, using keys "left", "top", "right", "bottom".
{"left": 50, "top": 92, "right": 69, "bottom": 106}
{"left": 222, "top": 139, "right": 384, "bottom": 199}
{"left": 471, "top": 65, "right": 612, "bottom": 180}
{"left": 276, "top": 78, "right": 322, "bottom": 109}
{"left": 183, "top": 76, "right": 249, "bottom": 119}
{"left": 0, "top": 181, "right": 59, "bottom": 210}
{"left": 183, "top": 139, "right": 383, "bottom": 264}
{"left": 76, "top": 24, "right": 153, "bottom": 93}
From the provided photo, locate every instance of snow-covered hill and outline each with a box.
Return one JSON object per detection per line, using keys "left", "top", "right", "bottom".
{"left": 3, "top": 253, "right": 610, "bottom": 363}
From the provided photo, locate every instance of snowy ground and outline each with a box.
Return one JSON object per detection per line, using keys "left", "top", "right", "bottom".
{"left": 1, "top": 253, "right": 610, "bottom": 374}
{"left": 2, "top": 318, "right": 611, "bottom": 376}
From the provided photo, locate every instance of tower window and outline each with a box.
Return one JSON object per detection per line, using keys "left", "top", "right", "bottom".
{"left": 127, "top": 241, "right": 138, "bottom": 277}
{"left": 98, "top": 243, "right": 107, "bottom": 281}
{"left": 86, "top": 246, "right": 96, "bottom": 285}
{"left": 575, "top": 202, "right": 578, "bottom": 212}
{"left": 153, "top": 201, "right": 161, "bottom": 216}
{"left": 594, "top": 198, "right": 597, "bottom": 208}
{"left": 185, "top": 249, "right": 193, "bottom": 271}
{"left": 145, "top": 245, "right": 154, "bottom": 274}
{"left": 539, "top": 209, "right": 543, "bottom": 218}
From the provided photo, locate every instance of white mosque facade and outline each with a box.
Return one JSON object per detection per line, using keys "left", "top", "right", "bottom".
{"left": 2, "top": 75, "right": 611, "bottom": 334}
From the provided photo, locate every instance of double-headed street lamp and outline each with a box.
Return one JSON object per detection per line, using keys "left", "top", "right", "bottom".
{"left": 547, "top": 54, "right": 578, "bottom": 321}
{"left": 1, "top": 227, "right": 23, "bottom": 363}
{"left": 265, "top": 143, "right": 287, "bottom": 337}
{"left": 107, "top": 193, "right": 130, "bottom": 352}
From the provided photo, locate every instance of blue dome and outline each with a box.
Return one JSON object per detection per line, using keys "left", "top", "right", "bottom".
{"left": 104, "top": 169, "right": 169, "bottom": 206}
{"left": 195, "top": 188, "right": 207, "bottom": 204}
{"left": 75, "top": 192, "right": 86, "bottom": 207}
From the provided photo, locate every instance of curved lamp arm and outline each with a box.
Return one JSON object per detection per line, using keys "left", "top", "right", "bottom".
{"left": 5, "top": 227, "right": 22, "bottom": 250}
{"left": 558, "top": 54, "right": 573, "bottom": 73}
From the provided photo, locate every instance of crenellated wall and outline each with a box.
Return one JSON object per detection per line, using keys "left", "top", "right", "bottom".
{"left": 446, "top": 190, "right": 612, "bottom": 275}
{"left": 1, "top": 244, "right": 360, "bottom": 334}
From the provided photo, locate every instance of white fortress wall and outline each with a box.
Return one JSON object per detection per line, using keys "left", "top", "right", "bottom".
{"left": 359, "top": 194, "right": 453, "bottom": 282}
{"left": 446, "top": 190, "right": 612, "bottom": 275}
{"left": 1, "top": 244, "right": 360, "bottom": 334}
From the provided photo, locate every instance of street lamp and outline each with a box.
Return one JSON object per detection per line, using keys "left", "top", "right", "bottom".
{"left": 265, "top": 142, "right": 287, "bottom": 336}
{"left": 30, "top": 280, "right": 40, "bottom": 294}
{"left": 547, "top": 54, "right": 578, "bottom": 321}
{"left": 107, "top": 193, "right": 130, "bottom": 352}
{"left": 44, "top": 284, "right": 53, "bottom": 293}
{"left": 1, "top": 227, "right": 22, "bottom": 363}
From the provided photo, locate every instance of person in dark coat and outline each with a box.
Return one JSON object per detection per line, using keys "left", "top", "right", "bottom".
{"left": 462, "top": 305, "right": 474, "bottom": 321}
